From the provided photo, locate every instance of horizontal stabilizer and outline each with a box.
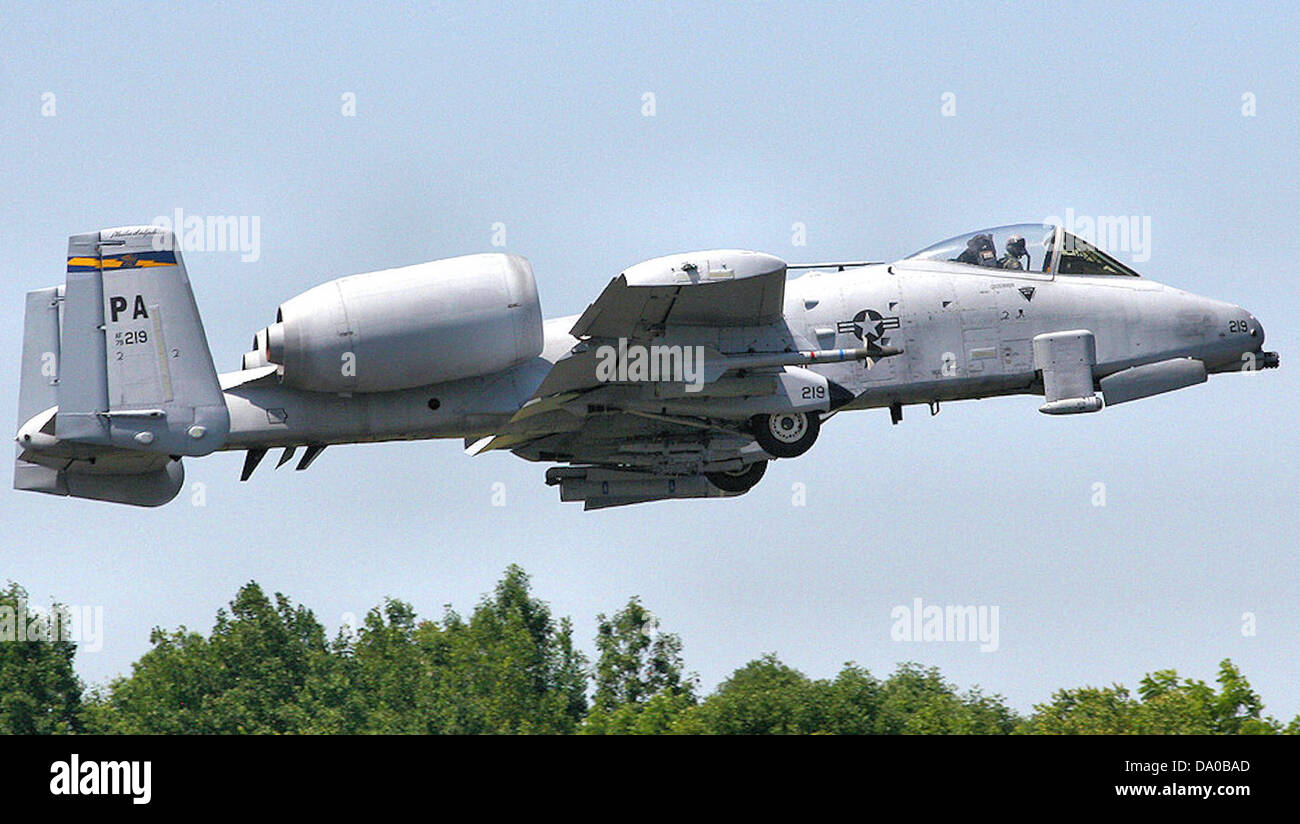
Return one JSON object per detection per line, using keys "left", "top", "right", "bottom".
{"left": 14, "top": 449, "right": 185, "bottom": 507}
{"left": 17, "top": 287, "right": 62, "bottom": 430}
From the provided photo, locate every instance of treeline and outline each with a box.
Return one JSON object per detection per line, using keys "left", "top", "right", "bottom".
{"left": 1, "top": 570, "right": 1294, "bottom": 734}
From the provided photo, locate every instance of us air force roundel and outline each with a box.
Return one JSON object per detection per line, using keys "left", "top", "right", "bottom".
{"left": 837, "top": 309, "right": 900, "bottom": 347}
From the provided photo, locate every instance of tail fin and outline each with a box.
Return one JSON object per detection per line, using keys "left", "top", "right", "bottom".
{"left": 59, "top": 226, "right": 229, "bottom": 452}
{"left": 14, "top": 226, "right": 228, "bottom": 506}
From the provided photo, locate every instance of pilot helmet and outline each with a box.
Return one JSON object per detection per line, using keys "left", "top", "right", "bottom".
{"left": 1006, "top": 234, "right": 1027, "bottom": 255}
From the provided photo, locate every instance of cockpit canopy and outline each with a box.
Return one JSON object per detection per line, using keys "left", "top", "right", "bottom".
{"left": 905, "top": 223, "right": 1141, "bottom": 277}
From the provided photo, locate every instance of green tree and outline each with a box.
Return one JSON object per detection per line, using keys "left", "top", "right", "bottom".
{"left": 582, "top": 597, "right": 694, "bottom": 734}
{"left": 1018, "top": 659, "right": 1279, "bottom": 734}
{"left": 592, "top": 597, "right": 691, "bottom": 710}
{"left": 429, "top": 565, "right": 588, "bottom": 733}
{"left": 40, "top": 567, "right": 1290, "bottom": 736}
{"left": 323, "top": 598, "right": 430, "bottom": 734}
{"left": 1017, "top": 685, "right": 1138, "bottom": 734}
{"left": 873, "top": 663, "right": 1015, "bottom": 734}
{"left": 1208, "top": 659, "right": 1269, "bottom": 734}
{"left": 810, "top": 665, "right": 882, "bottom": 735}
{"left": 0, "top": 583, "right": 83, "bottom": 734}
{"left": 85, "top": 568, "right": 590, "bottom": 735}
{"left": 297, "top": 628, "right": 367, "bottom": 734}
{"left": 86, "top": 582, "right": 334, "bottom": 734}
{"left": 582, "top": 691, "right": 696, "bottom": 735}
{"left": 671, "top": 659, "right": 1014, "bottom": 735}
{"left": 672, "top": 654, "right": 818, "bottom": 734}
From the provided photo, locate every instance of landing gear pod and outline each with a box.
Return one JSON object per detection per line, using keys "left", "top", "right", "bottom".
{"left": 1033, "top": 330, "right": 1103, "bottom": 415}
{"left": 751, "top": 411, "right": 821, "bottom": 457}
{"left": 1099, "top": 358, "right": 1207, "bottom": 405}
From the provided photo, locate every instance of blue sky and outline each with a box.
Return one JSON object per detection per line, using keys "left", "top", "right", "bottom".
{"left": 2, "top": 1, "right": 1297, "bottom": 719}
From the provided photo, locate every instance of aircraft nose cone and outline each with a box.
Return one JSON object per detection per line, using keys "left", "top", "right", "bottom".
{"left": 1247, "top": 313, "right": 1264, "bottom": 348}
{"left": 1240, "top": 309, "right": 1280, "bottom": 370}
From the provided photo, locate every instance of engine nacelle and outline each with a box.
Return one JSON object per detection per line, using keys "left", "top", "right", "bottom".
{"left": 248, "top": 254, "right": 543, "bottom": 393}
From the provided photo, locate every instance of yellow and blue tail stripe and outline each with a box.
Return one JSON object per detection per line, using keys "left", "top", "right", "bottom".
{"left": 67, "top": 250, "right": 178, "bottom": 273}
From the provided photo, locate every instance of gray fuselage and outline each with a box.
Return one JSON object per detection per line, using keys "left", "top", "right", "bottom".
{"left": 217, "top": 259, "right": 1264, "bottom": 450}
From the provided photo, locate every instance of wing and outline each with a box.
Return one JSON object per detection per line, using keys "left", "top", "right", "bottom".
{"left": 569, "top": 249, "right": 789, "bottom": 339}
{"left": 526, "top": 249, "right": 864, "bottom": 402}
{"left": 467, "top": 249, "right": 875, "bottom": 508}
{"left": 470, "top": 248, "right": 805, "bottom": 457}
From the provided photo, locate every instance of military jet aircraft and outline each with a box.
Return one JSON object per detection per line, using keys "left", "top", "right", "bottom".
{"left": 14, "top": 222, "right": 1278, "bottom": 509}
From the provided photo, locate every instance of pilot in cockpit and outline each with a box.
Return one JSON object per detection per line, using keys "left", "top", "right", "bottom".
{"left": 998, "top": 234, "right": 1027, "bottom": 270}
{"left": 955, "top": 233, "right": 997, "bottom": 266}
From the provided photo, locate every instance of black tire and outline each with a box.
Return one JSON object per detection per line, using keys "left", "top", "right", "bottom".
{"left": 751, "top": 411, "right": 821, "bottom": 458}
{"left": 706, "top": 460, "right": 768, "bottom": 493}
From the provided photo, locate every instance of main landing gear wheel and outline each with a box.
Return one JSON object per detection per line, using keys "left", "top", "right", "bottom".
{"left": 705, "top": 460, "right": 768, "bottom": 493}
{"left": 751, "top": 411, "right": 821, "bottom": 458}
